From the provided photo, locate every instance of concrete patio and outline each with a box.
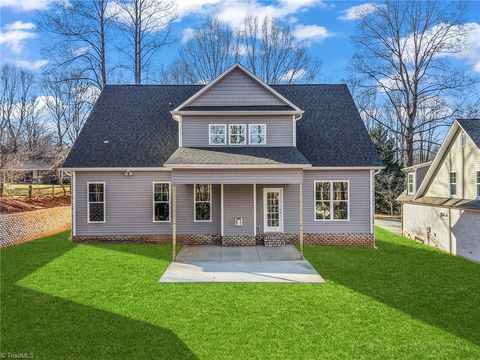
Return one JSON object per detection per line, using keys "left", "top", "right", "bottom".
{"left": 159, "top": 245, "right": 325, "bottom": 283}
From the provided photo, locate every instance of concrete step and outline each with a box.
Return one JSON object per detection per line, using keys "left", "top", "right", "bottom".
{"left": 263, "top": 233, "right": 286, "bottom": 247}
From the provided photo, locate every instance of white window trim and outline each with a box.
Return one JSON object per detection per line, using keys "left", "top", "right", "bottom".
{"left": 248, "top": 124, "right": 267, "bottom": 145}
{"left": 407, "top": 172, "right": 415, "bottom": 195}
{"left": 194, "top": 184, "right": 212, "bottom": 222}
{"left": 313, "top": 180, "right": 350, "bottom": 222}
{"left": 87, "top": 181, "right": 106, "bottom": 224}
{"left": 208, "top": 124, "right": 226, "bottom": 145}
{"left": 449, "top": 171, "right": 458, "bottom": 197}
{"left": 153, "top": 181, "right": 171, "bottom": 223}
{"left": 228, "top": 124, "right": 247, "bottom": 145}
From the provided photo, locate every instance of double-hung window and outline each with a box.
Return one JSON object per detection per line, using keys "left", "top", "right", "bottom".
{"left": 209, "top": 124, "right": 226, "bottom": 145}
{"left": 314, "top": 181, "right": 349, "bottom": 220}
{"left": 450, "top": 172, "right": 457, "bottom": 196}
{"left": 407, "top": 173, "right": 415, "bottom": 195}
{"left": 249, "top": 124, "right": 266, "bottom": 144}
{"left": 476, "top": 171, "right": 480, "bottom": 198}
{"left": 194, "top": 184, "right": 211, "bottom": 222}
{"left": 153, "top": 182, "right": 170, "bottom": 222}
{"left": 229, "top": 124, "right": 246, "bottom": 145}
{"left": 87, "top": 182, "right": 105, "bottom": 223}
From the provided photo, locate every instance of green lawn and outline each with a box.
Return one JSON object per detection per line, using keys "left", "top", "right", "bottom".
{"left": 1, "top": 228, "right": 479, "bottom": 359}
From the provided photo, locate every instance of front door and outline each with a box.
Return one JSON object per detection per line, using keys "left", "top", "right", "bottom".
{"left": 263, "top": 188, "right": 283, "bottom": 233}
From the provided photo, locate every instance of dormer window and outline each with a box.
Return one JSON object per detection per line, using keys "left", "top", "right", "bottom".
{"left": 249, "top": 124, "right": 266, "bottom": 145}
{"left": 209, "top": 124, "right": 226, "bottom": 145}
{"left": 229, "top": 124, "right": 246, "bottom": 145}
{"left": 407, "top": 173, "right": 415, "bottom": 195}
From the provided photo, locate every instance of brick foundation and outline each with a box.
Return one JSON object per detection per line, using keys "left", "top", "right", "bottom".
{"left": 71, "top": 232, "right": 374, "bottom": 247}
{"left": 0, "top": 206, "right": 71, "bottom": 248}
{"left": 222, "top": 235, "right": 256, "bottom": 246}
{"left": 72, "top": 233, "right": 222, "bottom": 245}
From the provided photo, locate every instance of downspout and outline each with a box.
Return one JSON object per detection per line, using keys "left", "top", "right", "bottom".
{"left": 448, "top": 207, "right": 452, "bottom": 254}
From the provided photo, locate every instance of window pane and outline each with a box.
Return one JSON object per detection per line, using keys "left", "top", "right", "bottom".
{"left": 333, "top": 201, "right": 348, "bottom": 219}
{"left": 154, "top": 183, "right": 169, "bottom": 202}
{"left": 315, "top": 201, "right": 330, "bottom": 220}
{"left": 450, "top": 172, "right": 456, "bottom": 183}
{"left": 315, "top": 182, "right": 330, "bottom": 200}
{"left": 210, "top": 134, "right": 226, "bottom": 144}
{"left": 195, "top": 184, "right": 210, "bottom": 201}
{"left": 88, "top": 183, "right": 104, "bottom": 202}
{"left": 195, "top": 202, "right": 211, "bottom": 221}
{"left": 333, "top": 182, "right": 348, "bottom": 200}
{"left": 210, "top": 125, "right": 225, "bottom": 134}
{"left": 229, "top": 125, "right": 246, "bottom": 144}
{"left": 89, "top": 203, "right": 104, "bottom": 222}
{"left": 155, "top": 203, "right": 170, "bottom": 221}
{"left": 450, "top": 184, "right": 457, "bottom": 196}
{"left": 249, "top": 124, "right": 266, "bottom": 144}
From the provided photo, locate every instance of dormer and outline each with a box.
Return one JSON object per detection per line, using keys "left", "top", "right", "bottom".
{"left": 171, "top": 63, "right": 303, "bottom": 148}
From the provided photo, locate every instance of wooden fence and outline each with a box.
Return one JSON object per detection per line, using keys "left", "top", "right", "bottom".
{"left": 0, "top": 183, "right": 71, "bottom": 198}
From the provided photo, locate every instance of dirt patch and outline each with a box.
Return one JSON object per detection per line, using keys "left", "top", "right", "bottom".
{"left": 0, "top": 196, "right": 71, "bottom": 215}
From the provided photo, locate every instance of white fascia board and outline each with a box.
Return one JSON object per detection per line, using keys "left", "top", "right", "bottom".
{"left": 414, "top": 121, "right": 460, "bottom": 200}
{"left": 165, "top": 164, "right": 312, "bottom": 169}
{"left": 305, "top": 166, "right": 385, "bottom": 170}
{"left": 61, "top": 167, "right": 172, "bottom": 171}
{"left": 170, "top": 110, "right": 303, "bottom": 120}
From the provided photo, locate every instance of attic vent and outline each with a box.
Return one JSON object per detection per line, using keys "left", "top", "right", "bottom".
{"left": 460, "top": 133, "right": 466, "bottom": 148}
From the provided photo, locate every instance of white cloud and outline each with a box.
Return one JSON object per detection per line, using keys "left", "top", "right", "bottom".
{"left": 451, "top": 22, "right": 480, "bottom": 73}
{"left": 338, "top": 3, "right": 378, "bottom": 21}
{"left": 181, "top": 27, "right": 195, "bottom": 43}
{"left": 5, "top": 21, "right": 35, "bottom": 31}
{"left": 280, "top": 69, "right": 307, "bottom": 81}
{"left": 0, "top": 21, "right": 37, "bottom": 54}
{"left": 0, "top": 0, "right": 56, "bottom": 11}
{"left": 10, "top": 59, "right": 48, "bottom": 70}
{"left": 293, "top": 24, "right": 333, "bottom": 44}
{"left": 176, "top": 0, "right": 324, "bottom": 29}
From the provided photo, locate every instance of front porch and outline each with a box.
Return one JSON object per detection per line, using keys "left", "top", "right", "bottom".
{"left": 170, "top": 175, "right": 305, "bottom": 260}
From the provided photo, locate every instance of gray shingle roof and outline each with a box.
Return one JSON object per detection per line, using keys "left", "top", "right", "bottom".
{"left": 165, "top": 147, "right": 310, "bottom": 165}
{"left": 63, "top": 84, "right": 382, "bottom": 168}
{"left": 458, "top": 118, "right": 480, "bottom": 148}
{"left": 397, "top": 191, "right": 480, "bottom": 210}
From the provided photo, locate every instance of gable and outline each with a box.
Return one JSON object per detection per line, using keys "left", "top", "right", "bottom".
{"left": 189, "top": 68, "right": 286, "bottom": 107}
{"left": 418, "top": 125, "right": 480, "bottom": 200}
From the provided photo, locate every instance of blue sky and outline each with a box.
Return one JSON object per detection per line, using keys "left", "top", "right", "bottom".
{"left": 1, "top": 0, "right": 480, "bottom": 83}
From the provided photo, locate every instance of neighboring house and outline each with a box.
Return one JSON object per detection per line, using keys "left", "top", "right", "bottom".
{"left": 398, "top": 119, "right": 480, "bottom": 263}
{"left": 10, "top": 158, "right": 55, "bottom": 184}
{"left": 62, "top": 64, "right": 382, "bottom": 250}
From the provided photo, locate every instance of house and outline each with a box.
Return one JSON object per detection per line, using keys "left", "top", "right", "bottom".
{"left": 62, "top": 64, "right": 383, "bottom": 254}
{"left": 398, "top": 119, "right": 480, "bottom": 263}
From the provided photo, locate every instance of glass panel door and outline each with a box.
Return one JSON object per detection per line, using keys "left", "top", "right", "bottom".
{"left": 264, "top": 188, "right": 283, "bottom": 232}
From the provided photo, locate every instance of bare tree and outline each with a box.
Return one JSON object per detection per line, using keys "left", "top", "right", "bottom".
{"left": 162, "top": 17, "right": 238, "bottom": 84}
{"left": 350, "top": 1, "right": 478, "bottom": 166}
{"left": 40, "top": 0, "right": 115, "bottom": 89}
{"left": 237, "top": 16, "right": 321, "bottom": 84}
{"left": 115, "top": 0, "right": 176, "bottom": 84}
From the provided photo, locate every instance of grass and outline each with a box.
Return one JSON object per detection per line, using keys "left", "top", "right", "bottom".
{"left": 1, "top": 228, "right": 479, "bottom": 359}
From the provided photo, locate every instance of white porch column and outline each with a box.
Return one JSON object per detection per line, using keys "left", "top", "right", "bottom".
{"left": 172, "top": 183, "right": 177, "bottom": 261}
{"left": 253, "top": 184, "right": 257, "bottom": 237}
{"left": 221, "top": 184, "right": 224, "bottom": 237}
{"left": 299, "top": 183, "right": 304, "bottom": 258}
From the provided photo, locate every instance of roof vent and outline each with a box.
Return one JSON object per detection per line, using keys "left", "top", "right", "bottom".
{"left": 103, "top": 140, "right": 109, "bottom": 144}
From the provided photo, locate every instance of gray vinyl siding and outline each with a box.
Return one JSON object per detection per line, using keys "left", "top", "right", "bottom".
{"left": 190, "top": 68, "right": 285, "bottom": 107}
{"left": 176, "top": 184, "right": 221, "bottom": 234}
{"left": 224, "top": 184, "right": 255, "bottom": 235}
{"left": 172, "top": 168, "right": 303, "bottom": 184}
{"left": 302, "top": 170, "right": 372, "bottom": 233}
{"left": 182, "top": 115, "right": 294, "bottom": 147}
{"left": 75, "top": 171, "right": 172, "bottom": 235}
